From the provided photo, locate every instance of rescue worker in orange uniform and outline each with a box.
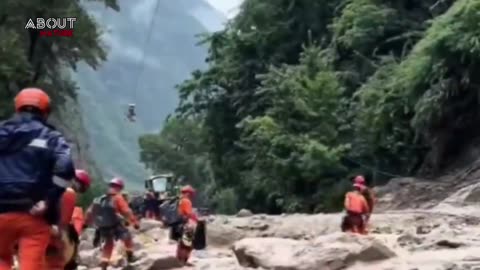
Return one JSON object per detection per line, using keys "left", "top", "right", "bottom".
{"left": 85, "top": 178, "right": 140, "bottom": 270}
{"left": 0, "top": 88, "right": 75, "bottom": 270}
{"left": 176, "top": 185, "right": 198, "bottom": 265}
{"left": 342, "top": 182, "right": 370, "bottom": 234}
{"left": 45, "top": 169, "right": 91, "bottom": 270}
{"left": 353, "top": 175, "right": 376, "bottom": 223}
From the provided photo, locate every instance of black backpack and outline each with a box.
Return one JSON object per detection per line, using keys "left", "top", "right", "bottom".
{"left": 160, "top": 197, "right": 183, "bottom": 226}
{"left": 92, "top": 195, "right": 121, "bottom": 228}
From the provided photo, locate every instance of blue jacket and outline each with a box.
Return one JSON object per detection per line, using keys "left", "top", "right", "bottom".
{"left": 0, "top": 112, "right": 75, "bottom": 222}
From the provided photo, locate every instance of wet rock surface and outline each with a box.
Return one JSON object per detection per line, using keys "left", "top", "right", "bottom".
{"left": 74, "top": 173, "right": 480, "bottom": 269}
{"left": 72, "top": 207, "right": 480, "bottom": 270}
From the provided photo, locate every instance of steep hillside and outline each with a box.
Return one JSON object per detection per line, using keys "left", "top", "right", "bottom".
{"left": 375, "top": 139, "right": 480, "bottom": 212}
{"left": 0, "top": 0, "right": 116, "bottom": 202}
{"left": 75, "top": 0, "right": 225, "bottom": 189}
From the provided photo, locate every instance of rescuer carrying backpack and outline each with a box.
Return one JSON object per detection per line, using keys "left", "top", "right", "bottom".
{"left": 85, "top": 178, "right": 140, "bottom": 270}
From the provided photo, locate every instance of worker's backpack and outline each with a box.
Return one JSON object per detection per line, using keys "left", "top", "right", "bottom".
{"left": 92, "top": 194, "right": 121, "bottom": 228}
{"left": 160, "top": 197, "right": 182, "bottom": 226}
{"left": 129, "top": 195, "right": 145, "bottom": 218}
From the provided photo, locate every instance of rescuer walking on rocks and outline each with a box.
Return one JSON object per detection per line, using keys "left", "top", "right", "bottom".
{"left": 176, "top": 185, "right": 198, "bottom": 266}
{"left": 85, "top": 178, "right": 140, "bottom": 270}
{"left": 342, "top": 182, "right": 370, "bottom": 234}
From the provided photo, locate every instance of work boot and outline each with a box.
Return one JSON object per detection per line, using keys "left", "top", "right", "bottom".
{"left": 126, "top": 250, "right": 139, "bottom": 263}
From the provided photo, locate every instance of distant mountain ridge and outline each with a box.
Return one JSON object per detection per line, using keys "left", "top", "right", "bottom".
{"left": 74, "top": 0, "right": 226, "bottom": 189}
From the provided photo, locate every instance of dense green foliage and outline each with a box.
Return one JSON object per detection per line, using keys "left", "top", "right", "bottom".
{"left": 0, "top": 0, "right": 119, "bottom": 204}
{"left": 140, "top": 0, "right": 480, "bottom": 214}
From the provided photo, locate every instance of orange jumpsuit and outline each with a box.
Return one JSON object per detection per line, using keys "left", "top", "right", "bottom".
{"left": 0, "top": 214, "right": 50, "bottom": 270}
{"left": 45, "top": 188, "right": 77, "bottom": 270}
{"left": 344, "top": 191, "right": 370, "bottom": 234}
{"left": 86, "top": 193, "right": 138, "bottom": 264}
{"left": 0, "top": 190, "right": 81, "bottom": 270}
{"left": 71, "top": 207, "right": 84, "bottom": 235}
{"left": 176, "top": 197, "right": 198, "bottom": 263}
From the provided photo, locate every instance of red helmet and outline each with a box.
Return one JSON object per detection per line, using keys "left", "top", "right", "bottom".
{"left": 181, "top": 185, "right": 195, "bottom": 194}
{"left": 353, "top": 175, "right": 366, "bottom": 185}
{"left": 109, "top": 177, "right": 124, "bottom": 189}
{"left": 75, "top": 169, "right": 91, "bottom": 190}
{"left": 15, "top": 88, "right": 51, "bottom": 116}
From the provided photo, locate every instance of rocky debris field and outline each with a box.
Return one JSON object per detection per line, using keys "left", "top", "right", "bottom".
{"left": 76, "top": 204, "right": 480, "bottom": 270}
{"left": 68, "top": 146, "right": 480, "bottom": 270}
{"left": 75, "top": 166, "right": 480, "bottom": 270}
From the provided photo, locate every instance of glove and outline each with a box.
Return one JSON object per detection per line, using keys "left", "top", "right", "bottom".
{"left": 30, "top": 200, "right": 47, "bottom": 216}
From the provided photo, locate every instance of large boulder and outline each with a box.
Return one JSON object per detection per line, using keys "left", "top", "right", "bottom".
{"left": 236, "top": 209, "right": 253, "bottom": 217}
{"left": 77, "top": 248, "right": 101, "bottom": 268}
{"left": 139, "top": 219, "right": 164, "bottom": 232}
{"left": 211, "top": 214, "right": 341, "bottom": 240}
{"left": 207, "top": 223, "right": 247, "bottom": 247}
{"left": 232, "top": 233, "right": 396, "bottom": 270}
{"left": 193, "top": 257, "right": 247, "bottom": 270}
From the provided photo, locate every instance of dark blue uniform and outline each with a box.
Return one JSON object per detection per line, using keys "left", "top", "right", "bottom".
{"left": 0, "top": 112, "right": 75, "bottom": 223}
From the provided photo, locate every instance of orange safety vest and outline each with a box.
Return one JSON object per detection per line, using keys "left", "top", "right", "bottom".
{"left": 344, "top": 191, "right": 369, "bottom": 214}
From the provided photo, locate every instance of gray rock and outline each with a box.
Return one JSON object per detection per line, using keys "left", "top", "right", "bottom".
{"left": 236, "top": 209, "right": 253, "bottom": 218}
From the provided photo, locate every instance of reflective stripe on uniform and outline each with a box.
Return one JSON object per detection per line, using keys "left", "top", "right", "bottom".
{"left": 28, "top": 138, "right": 47, "bottom": 148}
{"left": 53, "top": 176, "right": 71, "bottom": 188}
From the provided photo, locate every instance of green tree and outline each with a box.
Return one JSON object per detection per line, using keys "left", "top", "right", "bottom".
{"left": 356, "top": 0, "right": 480, "bottom": 175}
{"left": 140, "top": 0, "right": 480, "bottom": 214}
{"left": 139, "top": 117, "right": 215, "bottom": 206}
{"left": 0, "top": 0, "right": 118, "bottom": 202}
{"left": 236, "top": 46, "right": 349, "bottom": 212}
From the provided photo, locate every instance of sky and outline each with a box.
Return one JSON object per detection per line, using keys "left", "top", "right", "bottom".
{"left": 206, "top": 0, "right": 243, "bottom": 18}
{"left": 92, "top": 0, "right": 244, "bottom": 63}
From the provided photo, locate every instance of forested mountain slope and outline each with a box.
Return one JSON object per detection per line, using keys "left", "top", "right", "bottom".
{"left": 0, "top": 0, "right": 123, "bottom": 204}
{"left": 139, "top": 0, "right": 480, "bottom": 214}
{"left": 75, "top": 0, "right": 225, "bottom": 189}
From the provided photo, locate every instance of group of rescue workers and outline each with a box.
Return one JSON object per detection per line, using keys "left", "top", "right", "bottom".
{"left": 0, "top": 88, "right": 201, "bottom": 270}
{"left": 0, "top": 87, "right": 376, "bottom": 270}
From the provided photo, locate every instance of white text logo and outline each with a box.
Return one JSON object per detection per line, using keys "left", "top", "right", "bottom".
{"left": 25, "top": 18, "right": 77, "bottom": 37}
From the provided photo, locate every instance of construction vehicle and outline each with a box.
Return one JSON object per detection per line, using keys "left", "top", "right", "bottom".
{"left": 144, "top": 173, "right": 174, "bottom": 193}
